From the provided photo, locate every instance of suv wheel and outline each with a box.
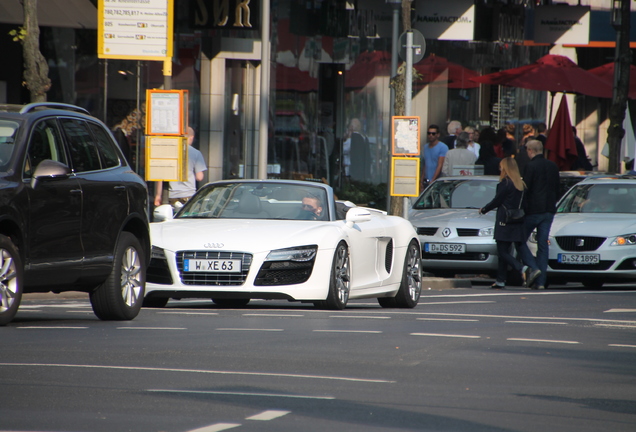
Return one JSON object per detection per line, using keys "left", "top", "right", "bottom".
{"left": 90, "top": 232, "right": 145, "bottom": 320}
{"left": 0, "top": 235, "right": 23, "bottom": 326}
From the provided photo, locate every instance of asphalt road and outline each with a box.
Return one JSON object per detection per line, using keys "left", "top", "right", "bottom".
{"left": 2, "top": 284, "right": 635, "bottom": 432}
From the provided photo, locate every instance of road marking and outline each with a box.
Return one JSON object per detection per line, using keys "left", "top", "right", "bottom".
{"left": 505, "top": 321, "right": 567, "bottom": 325}
{"left": 242, "top": 314, "right": 305, "bottom": 317}
{"left": 216, "top": 328, "right": 283, "bottom": 332}
{"left": 415, "top": 312, "right": 636, "bottom": 325}
{"left": 416, "top": 318, "right": 479, "bottom": 322}
{"left": 148, "top": 389, "right": 334, "bottom": 400}
{"left": 186, "top": 423, "right": 241, "bottom": 432}
{"left": 313, "top": 330, "right": 382, "bottom": 334}
{"left": 16, "top": 326, "right": 88, "bottom": 329}
{"left": 328, "top": 316, "right": 391, "bottom": 319}
{"left": 411, "top": 333, "right": 480, "bottom": 339}
{"left": 117, "top": 327, "right": 186, "bottom": 330}
{"left": 158, "top": 312, "right": 219, "bottom": 316}
{"left": 246, "top": 410, "right": 291, "bottom": 421}
{"left": 507, "top": 338, "right": 580, "bottom": 344}
{"left": 0, "top": 363, "right": 394, "bottom": 383}
{"left": 594, "top": 323, "right": 636, "bottom": 329}
{"left": 419, "top": 301, "right": 495, "bottom": 305}
{"left": 604, "top": 309, "right": 636, "bottom": 313}
{"left": 609, "top": 344, "right": 636, "bottom": 348}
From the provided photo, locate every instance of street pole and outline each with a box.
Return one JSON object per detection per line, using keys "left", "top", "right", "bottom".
{"left": 258, "top": 0, "right": 271, "bottom": 179}
{"left": 403, "top": 30, "right": 413, "bottom": 219}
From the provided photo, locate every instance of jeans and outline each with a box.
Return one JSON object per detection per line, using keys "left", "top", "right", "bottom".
{"left": 524, "top": 212, "right": 555, "bottom": 286}
{"left": 496, "top": 241, "right": 538, "bottom": 284}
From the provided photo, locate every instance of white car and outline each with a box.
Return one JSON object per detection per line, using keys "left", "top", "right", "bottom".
{"left": 536, "top": 177, "right": 636, "bottom": 288}
{"left": 409, "top": 176, "right": 505, "bottom": 279}
{"left": 145, "top": 180, "right": 422, "bottom": 309}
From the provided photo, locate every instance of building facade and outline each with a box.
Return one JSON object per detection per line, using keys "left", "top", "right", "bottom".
{"left": 1, "top": 0, "right": 635, "bottom": 208}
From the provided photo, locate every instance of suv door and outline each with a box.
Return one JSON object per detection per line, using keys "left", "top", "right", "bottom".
{"left": 59, "top": 118, "right": 129, "bottom": 281}
{"left": 23, "top": 117, "right": 83, "bottom": 286}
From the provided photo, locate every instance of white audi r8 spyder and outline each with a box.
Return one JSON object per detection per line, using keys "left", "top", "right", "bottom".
{"left": 145, "top": 180, "right": 422, "bottom": 309}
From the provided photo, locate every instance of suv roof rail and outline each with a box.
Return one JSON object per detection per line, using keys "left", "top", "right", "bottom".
{"left": 19, "top": 103, "right": 90, "bottom": 115}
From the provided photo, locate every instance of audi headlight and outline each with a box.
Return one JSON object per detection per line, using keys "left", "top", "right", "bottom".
{"left": 479, "top": 227, "right": 493, "bottom": 236}
{"left": 265, "top": 245, "right": 318, "bottom": 262}
{"left": 611, "top": 234, "right": 636, "bottom": 246}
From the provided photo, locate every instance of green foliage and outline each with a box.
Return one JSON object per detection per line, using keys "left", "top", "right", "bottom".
{"left": 338, "top": 181, "right": 387, "bottom": 210}
{"left": 8, "top": 27, "right": 26, "bottom": 43}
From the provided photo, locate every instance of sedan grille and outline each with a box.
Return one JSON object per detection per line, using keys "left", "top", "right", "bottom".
{"left": 176, "top": 251, "right": 252, "bottom": 286}
{"left": 422, "top": 252, "right": 490, "bottom": 261}
{"left": 457, "top": 228, "right": 480, "bottom": 237}
{"left": 555, "top": 236, "right": 605, "bottom": 252}
{"left": 549, "top": 260, "right": 613, "bottom": 271}
{"left": 416, "top": 227, "right": 438, "bottom": 236}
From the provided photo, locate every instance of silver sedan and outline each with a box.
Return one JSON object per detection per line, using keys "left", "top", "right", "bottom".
{"left": 409, "top": 176, "right": 502, "bottom": 279}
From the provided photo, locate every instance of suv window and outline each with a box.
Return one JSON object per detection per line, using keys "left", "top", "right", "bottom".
{"left": 60, "top": 118, "right": 102, "bottom": 172}
{"left": 0, "top": 119, "right": 19, "bottom": 168}
{"left": 88, "top": 122, "right": 120, "bottom": 168}
{"left": 24, "top": 118, "right": 68, "bottom": 178}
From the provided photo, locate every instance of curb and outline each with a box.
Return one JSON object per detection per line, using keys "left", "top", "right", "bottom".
{"left": 422, "top": 277, "right": 473, "bottom": 290}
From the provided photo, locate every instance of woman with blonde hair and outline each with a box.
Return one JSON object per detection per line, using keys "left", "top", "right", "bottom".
{"left": 479, "top": 157, "right": 541, "bottom": 288}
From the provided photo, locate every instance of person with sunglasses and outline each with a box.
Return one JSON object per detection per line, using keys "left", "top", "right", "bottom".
{"left": 420, "top": 124, "right": 448, "bottom": 190}
{"left": 298, "top": 193, "right": 324, "bottom": 220}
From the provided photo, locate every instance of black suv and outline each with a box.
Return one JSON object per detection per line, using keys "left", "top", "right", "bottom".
{"left": 0, "top": 103, "right": 150, "bottom": 325}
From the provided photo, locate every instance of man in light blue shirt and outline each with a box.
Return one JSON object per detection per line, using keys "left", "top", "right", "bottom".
{"left": 421, "top": 124, "right": 448, "bottom": 189}
{"left": 154, "top": 127, "right": 207, "bottom": 207}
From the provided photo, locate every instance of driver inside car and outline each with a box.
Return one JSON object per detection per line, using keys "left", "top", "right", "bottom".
{"left": 299, "top": 194, "right": 324, "bottom": 220}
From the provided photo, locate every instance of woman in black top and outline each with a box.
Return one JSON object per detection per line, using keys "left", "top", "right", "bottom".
{"left": 479, "top": 157, "right": 541, "bottom": 288}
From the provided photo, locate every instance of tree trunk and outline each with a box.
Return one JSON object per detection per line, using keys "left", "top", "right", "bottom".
{"left": 607, "top": 0, "right": 631, "bottom": 173}
{"left": 23, "top": 0, "right": 51, "bottom": 102}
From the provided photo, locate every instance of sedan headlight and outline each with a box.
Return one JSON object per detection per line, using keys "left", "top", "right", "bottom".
{"left": 265, "top": 245, "right": 318, "bottom": 262}
{"left": 610, "top": 234, "right": 636, "bottom": 246}
{"left": 479, "top": 227, "right": 493, "bottom": 236}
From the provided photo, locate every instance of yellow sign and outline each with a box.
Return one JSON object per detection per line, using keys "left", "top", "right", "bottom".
{"left": 145, "top": 89, "right": 188, "bottom": 136}
{"left": 98, "top": 0, "right": 174, "bottom": 60}
{"left": 390, "top": 157, "right": 420, "bottom": 197}
{"left": 145, "top": 136, "right": 187, "bottom": 182}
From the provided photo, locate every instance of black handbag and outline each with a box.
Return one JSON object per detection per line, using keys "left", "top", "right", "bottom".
{"left": 503, "top": 191, "right": 525, "bottom": 224}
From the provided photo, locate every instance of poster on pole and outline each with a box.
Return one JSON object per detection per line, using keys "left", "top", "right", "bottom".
{"left": 145, "top": 136, "right": 187, "bottom": 181}
{"left": 98, "top": 0, "right": 173, "bottom": 60}
{"left": 390, "top": 157, "right": 420, "bottom": 197}
{"left": 145, "top": 89, "right": 188, "bottom": 136}
{"left": 392, "top": 116, "right": 420, "bottom": 156}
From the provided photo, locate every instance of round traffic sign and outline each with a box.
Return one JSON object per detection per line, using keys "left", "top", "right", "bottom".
{"left": 399, "top": 29, "right": 426, "bottom": 64}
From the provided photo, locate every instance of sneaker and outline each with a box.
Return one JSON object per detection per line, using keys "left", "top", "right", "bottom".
{"left": 534, "top": 285, "right": 545, "bottom": 290}
{"left": 491, "top": 282, "right": 505, "bottom": 289}
{"left": 525, "top": 268, "right": 542, "bottom": 287}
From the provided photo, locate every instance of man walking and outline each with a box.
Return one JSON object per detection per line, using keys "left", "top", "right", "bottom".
{"left": 421, "top": 124, "right": 448, "bottom": 189}
{"left": 523, "top": 139, "right": 560, "bottom": 289}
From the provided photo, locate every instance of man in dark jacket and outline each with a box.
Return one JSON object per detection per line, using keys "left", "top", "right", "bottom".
{"left": 523, "top": 140, "right": 560, "bottom": 289}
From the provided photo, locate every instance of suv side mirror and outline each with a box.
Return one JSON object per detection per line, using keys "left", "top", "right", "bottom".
{"left": 345, "top": 207, "right": 372, "bottom": 228}
{"left": 153, "top": 204, "right": 174, "bottom": 222}
{"left": 31, "top": 159, "right": 71, "bottom": 189}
